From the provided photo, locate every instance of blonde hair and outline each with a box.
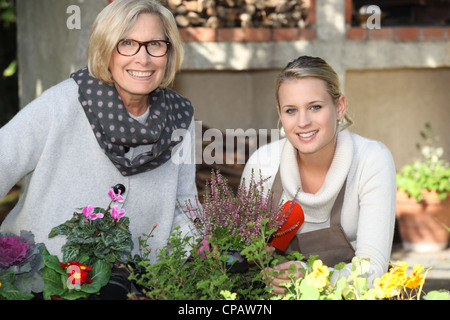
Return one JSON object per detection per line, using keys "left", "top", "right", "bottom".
{"left": 275, "top": 56, "right": 353, "bottom": 129}
{"left": 87, "top": 0, "right": 183, "bottom": 88}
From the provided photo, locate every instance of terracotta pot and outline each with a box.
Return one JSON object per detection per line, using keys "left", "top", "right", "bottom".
{"left": 396, "top": 190, "right": 450, "bottom": 252}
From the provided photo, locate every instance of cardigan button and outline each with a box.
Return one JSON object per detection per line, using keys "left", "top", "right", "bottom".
{"left": 113, "top": 184, "right": 126, "bottom": 195}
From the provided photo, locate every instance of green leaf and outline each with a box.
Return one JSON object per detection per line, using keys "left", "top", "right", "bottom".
{"left": 0, "top": 272, "right": 34, "bottom": 300}
{"left": 305, "top": 255, "right": 319, "bottom": 269}
{"left": 41, "top": 267, "right": 66, "bottom": 300}
{"left": 48, "top": 224, "right": 73, "bottom": 238}
{"left": 350, "top": 257, "right": 370, "bottom": 278}
{"left": 286, "top": 251, "right": 305, "bottom": 262}
{"left": 423, "top": 290, "right": 450, "bottom": 300}
{"left": 81, "top": 260, "right": 111, "bottom": 294}
{"left": 77, "top": 254, "right": 90, "bottom": 265}
{"left": 333, "top": 262, "right": 347, "bottom": 271}
{"left": 43, "top": 253, "right": 66, "bottom": 275}
{"left": 62, "top": 244, "right": 80, "bottom": 263}
{"left": 2, "top": 60, "right": 16, "bottom": 77}
{"left": 299, "top": 279, "right": 320, "bottom": 300}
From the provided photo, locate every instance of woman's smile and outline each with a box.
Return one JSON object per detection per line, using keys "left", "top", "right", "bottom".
{"left": 127, "top": 70, "right": 155, "bottom": 79}
{"left": 297, "top": 129, "right": 319, "bottom": 140}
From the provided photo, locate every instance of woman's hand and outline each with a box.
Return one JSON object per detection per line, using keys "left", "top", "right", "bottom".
{"left": 269, "top": 261, "right": 304, "bottom": 295}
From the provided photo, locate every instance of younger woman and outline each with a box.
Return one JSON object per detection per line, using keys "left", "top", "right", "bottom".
{"left": 241, "top": 56, "right": 396, "bottom": 294}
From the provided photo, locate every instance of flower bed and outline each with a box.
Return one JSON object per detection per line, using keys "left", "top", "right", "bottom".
{"left": 1, "top": 171, "right": 449, "bottom": 300}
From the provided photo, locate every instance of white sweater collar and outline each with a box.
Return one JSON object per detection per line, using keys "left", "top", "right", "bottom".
{"left": 280, "top": 130, "right": 353, "bottom": 223}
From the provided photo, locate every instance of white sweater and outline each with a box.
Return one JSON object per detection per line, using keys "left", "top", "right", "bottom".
{"left": 0, "top": 78, "right": 197, "bottom": 263}
{"left": 241, "top": 130, "right": 397, "bottom": 283}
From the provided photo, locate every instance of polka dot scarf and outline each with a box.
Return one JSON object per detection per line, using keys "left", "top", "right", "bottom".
{"left": 71, "top": 67, "right": 194, "bottom": 176}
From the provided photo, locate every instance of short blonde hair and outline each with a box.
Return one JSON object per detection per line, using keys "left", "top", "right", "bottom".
{"left": 87, "top": 0, "right": 183, "bottom": 88}
{"left": 275, "top": 56, "right": 353, "bottom": 129}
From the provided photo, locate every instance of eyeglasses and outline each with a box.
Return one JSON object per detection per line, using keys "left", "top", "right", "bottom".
{"left": 116, "top": 39, "right": 171, "bottom": 57}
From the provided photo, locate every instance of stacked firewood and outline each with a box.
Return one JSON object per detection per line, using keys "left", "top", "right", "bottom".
{"left": 161, "top": 0, "right": 310, "bottom": 28}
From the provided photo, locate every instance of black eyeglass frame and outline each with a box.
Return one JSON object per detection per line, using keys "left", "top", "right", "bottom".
{"left": 116, "top": 39, "right": 171, "bottom": 57}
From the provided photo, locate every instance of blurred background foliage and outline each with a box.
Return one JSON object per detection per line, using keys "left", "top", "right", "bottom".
{"left": 0, "top": 0, "right": 18, "bottom": 127}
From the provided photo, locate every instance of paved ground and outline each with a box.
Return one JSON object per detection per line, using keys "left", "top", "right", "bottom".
{"left": 390, "top": 242, "right": 450, "bottom": 294}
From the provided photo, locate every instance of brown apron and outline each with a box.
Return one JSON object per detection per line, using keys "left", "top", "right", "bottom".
{"left": 271, "top": 168, "right": 355, "bottom": 266}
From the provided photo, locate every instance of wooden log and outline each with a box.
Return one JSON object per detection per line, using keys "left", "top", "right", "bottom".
{"left": 175, "top": 14, "right": 190, "bottom": 27}
{"left": 205, "top": 15, "right": 221, "bottom": 28}
{"left": 171, "top": 0, "right": 308, "bottom": 29}
{"left": 167, "top": 0, "right": 182, "bottom": 9}
{"left": 187, "top": 11, "right": 206, "bottom": 25}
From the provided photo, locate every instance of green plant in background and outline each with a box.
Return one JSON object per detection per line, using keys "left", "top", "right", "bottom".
{"left": 0, "top": 0, "right": 17, "bottom": 78}
{"left": 0, "top": 0, "right": 19, "bottom": 127}
{"left": 396, "top": 123, "right": 450, "bottom": 202}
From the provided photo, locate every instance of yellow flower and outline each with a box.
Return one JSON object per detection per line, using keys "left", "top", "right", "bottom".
{"left": 373, "top": 261, "right": 409, "bottom": 299}
{"left": 405, "top": 264, "right": 425, "bottom": 289}
{"left": 373, "top": 277, "right": 388, "bottom": 299}
{"left": 306, "top": 260, "right": 329, "bottom": 289}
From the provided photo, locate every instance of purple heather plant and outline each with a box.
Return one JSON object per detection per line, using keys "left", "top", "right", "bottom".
{"left": 182, "top": 169, "right": 290, "bottom": 249}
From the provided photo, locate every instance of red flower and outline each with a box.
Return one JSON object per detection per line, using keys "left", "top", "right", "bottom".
{"left": 61, "top": 261, "right": 93, "bottom": 285}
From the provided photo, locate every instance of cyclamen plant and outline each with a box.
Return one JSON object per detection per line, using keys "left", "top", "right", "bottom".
{"left": 48, "top": 186, "right": 133, "bottom": 265}
{"left": 181, "top": 169, "right": 289, "bottom": 250}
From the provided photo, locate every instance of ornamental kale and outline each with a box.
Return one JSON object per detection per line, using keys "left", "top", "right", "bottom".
{"left": 0, "top": 233, "right": 29, "bottom": 269}
{"left": 0, "top": 230, "right": 46, "bottom": 299}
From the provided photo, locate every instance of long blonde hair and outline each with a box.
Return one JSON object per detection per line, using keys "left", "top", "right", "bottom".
{"left": 87, "top": 0, "right": 183, "bottom": 88}
{"left": 275, "top": 56, "right": 353, "bottom": 130}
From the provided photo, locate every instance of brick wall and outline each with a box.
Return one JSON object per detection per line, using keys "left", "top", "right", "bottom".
{"left": 346, "top": 0, "right": 450, "bottom": 41}
{"left": 107, "top": 0, "right": 317, "bottom": 42}
{"left": 346, "top": 26, "right": 449, "bottom": 40}
{"left": 107, "top": 0, "right": 449, "bottom": 41}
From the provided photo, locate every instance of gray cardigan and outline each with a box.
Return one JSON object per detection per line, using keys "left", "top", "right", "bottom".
{"left": 0, "top": 78, "right": 198, "bottom": 263}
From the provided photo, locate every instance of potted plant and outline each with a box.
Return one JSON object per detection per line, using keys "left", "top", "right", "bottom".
{"left": 40, "top": 249, "right": 111, "bottom": 300}
{"left": 181, "top": 169, "right": 298, "bottom": 272}
{"left": 41, "top": 186, "right": 133, "bottom": 299}
{"left": 0, "top": 230, "right": 46, "bottom": 300}
{"left": 396, "top": 123, "right": 450, "bottom": 252}
{"left": 127, "top": 170, "right": 299, "bottom": 300}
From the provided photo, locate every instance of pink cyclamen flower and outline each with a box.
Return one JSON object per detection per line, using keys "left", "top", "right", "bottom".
{"left": 108, "top": 188, "right": 124, "bottom": 203}
{"left": 90, "top": 212, "right": 104, "bottom": 220}
{"left": 82, "top": 205, "right": 94, "bottom": 219}
{"left": 82, "top": 205, "right": 104, "bottom": 221}
{"left": 111, "top": 205, "right": 125, "bottom": 221}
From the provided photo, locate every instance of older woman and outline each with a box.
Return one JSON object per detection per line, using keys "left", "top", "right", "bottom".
{"left": 0, "top": 0, "right": 197, "bottom": 263}
{"left": 241, "top": 56, "right": 397, "bottom": 292}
